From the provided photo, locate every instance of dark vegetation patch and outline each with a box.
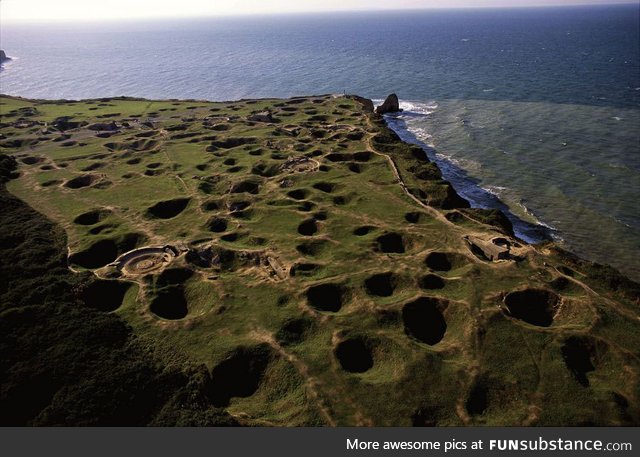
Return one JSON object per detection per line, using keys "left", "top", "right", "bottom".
{"left": 276, "top": 317, "right": 315, "bottom": 346}
{"left": 73, "top": 209, "right": 112, "bottom": 226}
{"left": 419, "top": 274, "right": 445, "bottom": 290}
{"left": 503, "top": 289, "right": 559, "bottom": 327}
{"left": 0, "top": 169, "right": 234, "bottom": 425}
{"left": 364, "top": 272, "right": 396, "bottom": 297}
{"left": 64, "top": 174, "right": 100, "bottom": 189}
{"left": 298, "top": 219, "right": 318, "bottom": 236}
{"left": 335, "top": 337, "right": 374, "bottom": 373}
{"left": 145, "top": 198, "right": 190, "bottom": 219}
{"left": 561, "top": 337, "right": 596, "bottom": 387}
{"left": 81, "top": 280, "right": 132, "bottom": 312}
{"left": 208, "top": 344, "right": 274, "bottom": 407}
{"left": 306, "top": 283, "right": 344, "bottom": 312}
{"left": 376, "top": 233, "right": 405, "bottom": 254}
{"left": 424, "top": 252, "right": 470, "bottom": 272}
{"left": 402, "top": 297, "right": 447, "bottom": 345}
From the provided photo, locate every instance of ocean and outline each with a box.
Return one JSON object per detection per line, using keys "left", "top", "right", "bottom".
{"left": 1, "top": 4, "right": 639, "bottom": 280}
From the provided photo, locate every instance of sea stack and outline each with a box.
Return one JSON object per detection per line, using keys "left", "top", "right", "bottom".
{"left": 375, "top": 93, "right": 402, "bottom": 114}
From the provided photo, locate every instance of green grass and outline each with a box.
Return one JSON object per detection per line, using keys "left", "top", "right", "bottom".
{"left": 1, "top": 93, "right": 639, "bottom": 426}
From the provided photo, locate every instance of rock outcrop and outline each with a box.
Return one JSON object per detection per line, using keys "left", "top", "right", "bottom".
{"left": 376, "top": 93, "right": 402, "bottom": 115}
{"left": 348, "top": 95, "right": 375, "bottom": 113}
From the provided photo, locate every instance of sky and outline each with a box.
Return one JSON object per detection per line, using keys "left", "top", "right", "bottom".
{"left": 1, "top": 0, "right": 637, "bottom": 23}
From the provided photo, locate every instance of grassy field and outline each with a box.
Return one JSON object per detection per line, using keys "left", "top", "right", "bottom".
{"left": 1, "top": 93, "right": 639, "bottom": 426}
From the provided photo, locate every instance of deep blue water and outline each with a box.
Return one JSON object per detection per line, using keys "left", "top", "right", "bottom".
{"left": 1, "top": 5, "right": 639, "bottom": 279}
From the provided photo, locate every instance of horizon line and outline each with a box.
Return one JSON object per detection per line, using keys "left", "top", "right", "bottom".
{"left": 1, "top": 2, "right": 638, "bottom": 25}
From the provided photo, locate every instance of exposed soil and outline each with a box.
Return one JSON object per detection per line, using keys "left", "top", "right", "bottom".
{"left": 306, "top": 283, "right": 344, "bottom": 312}
{"left": 364, "top": 272, "right": 396, "bottom": 297}
{"left": 402, "top": 297, "right": 448, "bottom": 345}
{"left": 208, "top": 344, "right": 273, "bottom": 407}
{"left": 81, "top": 279, "right": 132, "bottom": 312}
{"left": 503, "top": 288, "right": 559, "bottom": 327}
{"left": 145, "top": 197, "right": 190, "bottom": 219}
{"left": 335, "top": 337, "right": 374, "bottom": 373}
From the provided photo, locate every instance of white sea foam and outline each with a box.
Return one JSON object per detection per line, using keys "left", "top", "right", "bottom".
{"left": 398, "top": 100, "right": 438, "bottom": 115}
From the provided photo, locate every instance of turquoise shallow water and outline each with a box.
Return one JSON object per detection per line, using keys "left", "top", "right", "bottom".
{"left": 1, "top": 5, "right": 639, "bottom": 279}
